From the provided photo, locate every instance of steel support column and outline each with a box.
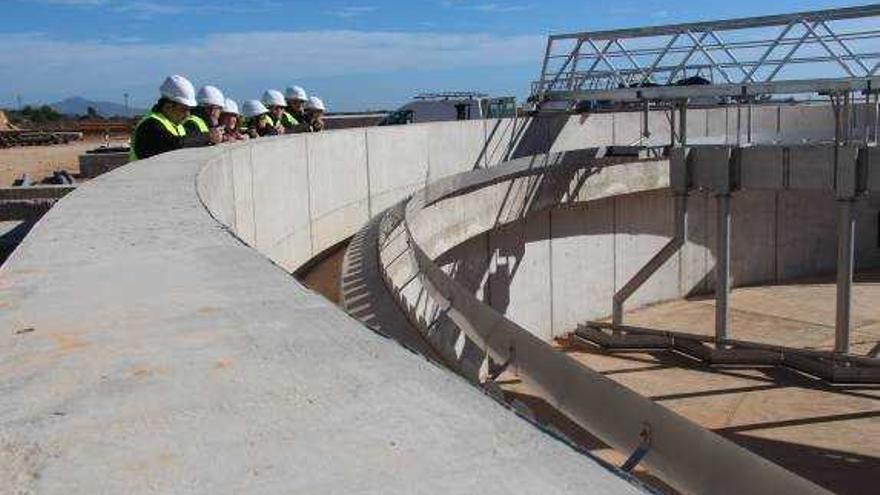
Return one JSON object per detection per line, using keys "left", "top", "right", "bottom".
{"left": 678, "top": 100, "right": 688, "bottom": 146}
{"left": 715, "top": 193, "right": 732, "bottom": 343}
{"left": 835, "top": 199, "right": 855, "bottom": 354}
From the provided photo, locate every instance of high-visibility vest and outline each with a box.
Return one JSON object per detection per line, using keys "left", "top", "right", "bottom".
{"left": 280, "top": 111, "right": 299, "bottom": 128}
{"left": 183, "top": 114, "right": 209, "bottom": 133}
{"left": 129, "top": 112, "right": 186, "bottom": 161}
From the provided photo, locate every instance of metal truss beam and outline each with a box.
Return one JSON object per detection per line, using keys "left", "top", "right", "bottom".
{"left": 533, "top": 5, "right": 880, "bottom": 105}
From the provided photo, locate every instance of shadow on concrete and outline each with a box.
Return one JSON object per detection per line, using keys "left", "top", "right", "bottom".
{"left": 500, "top": 388, "right": 679, "bottom": 495}
{"left": 472, "top": 114, "right": 572, "bottom": 170}
{"left": 719, "top": 432, "right": 880, "bottom": 495}
{"left": 0, "top": 220, "right": 34, "bottom": 266}
{"left": 339, "top": 204, "right": 449, "bottom": 369}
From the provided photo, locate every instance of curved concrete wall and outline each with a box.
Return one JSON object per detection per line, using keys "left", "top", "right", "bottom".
{"left": 407, "top": 183, "right": 880, "bottom": 341}
{"left": 376, "top": 152, "right": 841, "bottom": 495}
{"left": 0, "top": 145, "right": 647, "bottom": 494}
{"left": 1, "top": 102, "right": 866, "bottom": 493}
{"left": 197, "top": 103, "right": 858, "bottom": 275}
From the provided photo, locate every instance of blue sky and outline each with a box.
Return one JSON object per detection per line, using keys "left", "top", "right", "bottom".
{"left": 0, "top": 0, "right": 869, "bottom": 111}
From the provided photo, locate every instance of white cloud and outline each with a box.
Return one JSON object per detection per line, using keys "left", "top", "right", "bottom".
{"left": 0, "top": 30, "right": 544, "bottom": 103}
{"left": 440, "top": 1, "right": 531, "bottom": 13}
{"left": 30, "top": 0, "right": 282, "bottom": 18}
{"left": 325, "top": 6, "right": 378, "bottom": 18}
{"left": 467, "top": 3, "right": 531, "bottom": 13}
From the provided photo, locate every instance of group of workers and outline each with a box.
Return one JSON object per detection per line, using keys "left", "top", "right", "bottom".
{"left": 130, "top": 74, "right": 328, "bottom": 161}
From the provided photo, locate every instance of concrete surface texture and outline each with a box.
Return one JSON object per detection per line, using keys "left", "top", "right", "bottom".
{"left": 621, "top": 271, "right": 880, "bottom": 355}
{"left": 0, "top": 145, "right": 647, "bottom": 494}
{"left": 397, "top": 162, "right": 880, "bottom": 342}
{"left": 378, "top": 150, "right": 868, "bottom": 494}
{"left": 500, "top": 335, "right": 879, "bottom": 495}
{"left": 497, "top": 271, "right": 880, "bottom": 494}
{"left": 0, "top": 103, "right": 866, "bottom": 493}
{"left": 197, "top": 104, "right": 850, "bottom": 277}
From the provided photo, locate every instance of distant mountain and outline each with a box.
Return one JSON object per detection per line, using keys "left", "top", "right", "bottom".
{"left": 50, "top": 96, "right": 146, "bottom": 117}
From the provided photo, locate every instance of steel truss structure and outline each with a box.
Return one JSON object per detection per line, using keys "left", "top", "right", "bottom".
{"left": 532, "top": 5, "right": 880, "bottom": 104}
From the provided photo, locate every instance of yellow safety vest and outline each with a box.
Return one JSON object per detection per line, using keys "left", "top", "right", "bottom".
{"left": 129, "top": 112, "right": 186, "bottom": 161}
{"left": 281, "top": 111, "right": 299, "bottom": 128}
{"left": 183, "top": 114, "right": 209, "bottom": 133}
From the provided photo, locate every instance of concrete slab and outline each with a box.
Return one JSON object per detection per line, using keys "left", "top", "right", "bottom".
{"left": 307, "top": 129, "right": 370, "bottom": 254}
{"left": 551, "top": 113, "right": 614, "bottom": 152}
{"left": 748, "top": 105, "right": 780, "bottom": 144}
{"left": 197, "top": 154, "right": 235, "bottom": 234}
{"left": 550, "top": 200, "right": 616, "bottom": 331}
{"left": 613, "top": 111, "right": 643, "bottom": 146}
{"left": 731, "top": 190, "right": 777, "bottom": 286}
{"left": 0, "top": 143, "right": 644, "bottom": 495}
{"left": 230, "top": 143, "right": 256, "bottom": 246}
{"left": 365, "top": 125, "right": 428, "bottom": 215}
{"left": 788, "top": 145, "right": 836, "bottom": 191}
{"left": 488, "top": 210, "right": 553, "bottom": 340}
{"left": 777, "top": 191, "right": 837, "bottom": 279}
{"left": 426, "top": 120, "right": 486, "bottom": 180}
{"left": 780, "top": 105, "right": 835, "bottom": 143}
{"left": 251, "top": 136, "right": 311, "bottom": 271}
{"left": 739, "top": 146, "right": 785, "bottom": 190}
{"left": 614, "top": 189, "right": 680, "bottom": 310}
{"left": 482, "top": 118, "right": 520, "bottom": 166}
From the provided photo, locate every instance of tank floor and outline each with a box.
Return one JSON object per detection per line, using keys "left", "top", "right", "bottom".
{"left": 500, "top": 273, "right": 880, "bottom": 495}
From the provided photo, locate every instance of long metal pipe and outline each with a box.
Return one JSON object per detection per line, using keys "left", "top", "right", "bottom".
{"left": 835, "top": 199, "right": 856, "bottom": 354}
{"left": 716, "top": 193, "right": 732, "bottom": 343}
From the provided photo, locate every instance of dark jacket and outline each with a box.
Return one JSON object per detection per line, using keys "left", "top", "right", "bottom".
{"left": 132, "top": 104, "right": 210, "bottom": 160}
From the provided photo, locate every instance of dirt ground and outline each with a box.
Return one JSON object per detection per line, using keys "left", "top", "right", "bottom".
{"left": 499, "top": 274, "right": 880, "bottom": 495}
{"left": 296, "top": 242, "right": 347, "bottom": 304}
{"left": 0, "top": 137, "right": 127, "bottom": 186}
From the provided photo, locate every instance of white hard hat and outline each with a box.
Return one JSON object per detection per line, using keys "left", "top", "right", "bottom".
{"left": 160, "top": 74, "right": 197, "bottom": 107}
{"left": 306, "top": 96, "right": 326, "bottom": 112}
{"left": 262, "top": 89, "right": 286, "bottom": 107}
{"left": 285, "top": 85, "right": 308, "bottom": 101}
{"left": 197, "top": 85, "right": 225, "bottom": 107}
{"left": 242, "top": 100, "right": 269, "bottom": 118}
{"left": 222, "top": 98, "right": 240, "bottom": 115}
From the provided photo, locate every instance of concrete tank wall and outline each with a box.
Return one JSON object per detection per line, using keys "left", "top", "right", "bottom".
{"left": 404, "top": 164, "right": 880, "bottom": 342}
{"left": 199, "top": 103, "right": 850, "bottom": 274}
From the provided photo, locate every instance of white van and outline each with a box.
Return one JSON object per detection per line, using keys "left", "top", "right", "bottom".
{"left": 379, "top": 92, "right": 515, "bottom": 125}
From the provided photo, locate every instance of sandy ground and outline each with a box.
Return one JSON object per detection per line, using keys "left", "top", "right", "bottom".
{"left": 499, "top": 274, "right": 880, "bottom": 495}
{"left": 297, "top": 242, "right": 347, "bottom": 304}
{"left": 0, "top": 137, "right": 127, "bottom": 186}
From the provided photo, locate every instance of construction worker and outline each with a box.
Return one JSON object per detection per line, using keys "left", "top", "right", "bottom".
{"left": 304, "top": 96, "right": 327, "bottom": 132}
{"left": 285, "top": 86, "right": 310, "bottom": 132}
{"left": 220, "top": 98, "right": 247, "bottom": 141}
{"left": 129, "top": 75, "right": 219, "bottom": 161}
{"left": 261, "top": 90, "right": 289, "bottom": 134}
{"left": 183, "top": 85, "right": 225, "bottom": 138}
{"left": 241, "top": 100, "right": 277, "bottom": 138}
